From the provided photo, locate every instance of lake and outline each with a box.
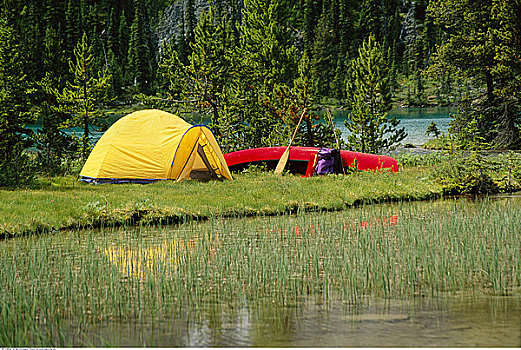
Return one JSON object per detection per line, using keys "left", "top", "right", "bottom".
{"left": 26, "top": 107, "right": 454, "bottom": 148}
{"left": 79, "top": 294, "right": 521, "bottom": 347}
{"left": 2, "top": 196, "right": 520, "bottom": 347}
{"left": 330, "top": 107, "right": 454, "bottom": 146}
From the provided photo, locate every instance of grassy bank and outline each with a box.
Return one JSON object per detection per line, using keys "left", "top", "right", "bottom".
{"left": 0, "top": 168, "right": 441, "bottom": 238}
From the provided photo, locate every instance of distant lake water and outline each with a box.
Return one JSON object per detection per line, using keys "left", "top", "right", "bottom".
{"left": 27, "top": 107, "right": 454, "bottom": 148}
{"left": 330, "top": 107, "right": 454, "bottom": 146}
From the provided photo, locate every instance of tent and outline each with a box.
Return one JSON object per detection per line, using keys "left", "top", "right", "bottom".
{"left": 79, "top": 109, "right": 233, "bottom": 183}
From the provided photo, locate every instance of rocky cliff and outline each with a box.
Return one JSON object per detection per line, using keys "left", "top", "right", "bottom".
{"left": 156, "top": 0, "right": 211, "bottom": 51}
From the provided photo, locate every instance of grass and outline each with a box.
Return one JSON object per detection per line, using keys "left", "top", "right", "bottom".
{"left": 1, "top": 198, "right": 520, "bottom": 346}
{"left": 0, "top": 168, "right": 442, "bottom": 238}
{"left": 1, "top": 153, "right": 520, "bottom": 346}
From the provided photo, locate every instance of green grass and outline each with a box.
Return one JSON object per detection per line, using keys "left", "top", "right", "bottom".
{"left": 1, "top": 198, "right": 520, "bottom": 346}
{"left": 0, "top": 168, "right": 441, "bottom": 237}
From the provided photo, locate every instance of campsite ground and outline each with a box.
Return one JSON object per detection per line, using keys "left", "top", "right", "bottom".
{"left": 0, "top": 167, "right": 441, "bottom": 238}
{"left": 3, "top": 147, "right": 521, "bottom": 238}
{"left": 3, "top": 156, "right": 521, "bottom": 347}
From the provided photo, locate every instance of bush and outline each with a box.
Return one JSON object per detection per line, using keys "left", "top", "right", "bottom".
{"left": 394, "top": 151, "right": 449, "bottom": 167}
{"left": 0, "top": 145, "right": 35, "bottom": 187}
{"left": 423, "top": 135, "right": 453, "bottom": 150}
{"left": 432, "top": 151, "right": 521, "bottom": 194}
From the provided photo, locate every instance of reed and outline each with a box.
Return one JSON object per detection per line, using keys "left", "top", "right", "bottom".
{"left": 0, "top": 198, "right": 520, "bottom": 346}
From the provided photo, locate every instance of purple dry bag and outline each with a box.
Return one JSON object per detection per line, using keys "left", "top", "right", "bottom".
{"left": 315, "top": 148, "right": 336, "bottom": 175}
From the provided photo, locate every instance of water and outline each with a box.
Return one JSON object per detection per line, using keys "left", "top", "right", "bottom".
{"left": 3, "top": 197, "right": 519, "bottom": 347}
{"left": 331, "top": 107, "right": 454, "bottom": 146}
{"left": 82, "top": 295, "right": 521, "bottom": 347}
{"left": 25, "top": 124, "right": 105, "bottom": 142}
{"left": 26, "top": 107, "right": 453, "bottom": 147}
{"left": 77, "top": 197, "right": 520, "bottom": 346}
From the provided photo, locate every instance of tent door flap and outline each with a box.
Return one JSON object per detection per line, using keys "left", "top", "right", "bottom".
{"left": 197, "top": 144, "right": 218, "bottom": 179}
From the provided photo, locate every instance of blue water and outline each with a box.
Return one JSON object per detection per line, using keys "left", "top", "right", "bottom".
{"left": 27, "top": 107, "right": 454, "bottom": 147}
{"left": 25, "top": 124, "right": 105, "bottom": 143}
{"left": 331, "top": 107, "right": 454, "bottom": 146}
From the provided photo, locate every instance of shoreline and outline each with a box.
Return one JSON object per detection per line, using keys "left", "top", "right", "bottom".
{"left": 0, "top": 169, "right": 443, "bottom": 239}
{"left": 3, "top": 148, "right": 521, "bottom": 239}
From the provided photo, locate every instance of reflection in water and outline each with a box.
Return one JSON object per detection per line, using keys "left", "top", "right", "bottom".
{"left": 23, "top": 196, "right": 521, "bottom": 347}
{"left": 359, "top": 214, "right": 399, "bottom": 228}
{"left": 287, "top": 215, "right": 400, "bottom": 236}
{"left": 101, "top": 237, "right": 197, "bottom": 278}
{"left": 80, "top": 197, "right": 521, "bottom": 347}
{"left": 80, "top": 295, "right": 521, "bottom": 347}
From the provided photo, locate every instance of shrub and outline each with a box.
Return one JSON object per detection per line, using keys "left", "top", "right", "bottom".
{"left": 433, "top": 151, "right": 521, "bottom": 194}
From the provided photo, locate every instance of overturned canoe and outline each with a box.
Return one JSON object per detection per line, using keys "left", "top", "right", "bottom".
{"left": 224, "top": 147, "right": 398, "bottom": 176}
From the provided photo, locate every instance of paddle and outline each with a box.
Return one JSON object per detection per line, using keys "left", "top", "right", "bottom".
{"left": 274, "top": 108, "right": 307, "bottom": 174}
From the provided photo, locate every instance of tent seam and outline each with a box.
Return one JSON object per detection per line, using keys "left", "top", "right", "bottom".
{"left": 172, "top": 127, "right": 202, "bottom": 179}
{"left": 170, "top": 124, "right": 209, "bottom": 167}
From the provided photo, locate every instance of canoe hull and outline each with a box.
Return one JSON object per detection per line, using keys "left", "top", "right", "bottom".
{"left": 224, "top": 147, "right": 398, "bottom": 174}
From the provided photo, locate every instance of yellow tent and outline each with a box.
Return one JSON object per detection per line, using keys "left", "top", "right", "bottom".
{"left": 79, "top": 109, "right": 233, "bottom": 183}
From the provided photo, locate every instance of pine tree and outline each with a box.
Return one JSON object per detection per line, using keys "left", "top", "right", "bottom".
{"left": 55, "top": 32, "right": 112, "bottom": 160}
{"left": 357, "top": 0, "right": 382, "bottom": 42}
{"left": 184, "top": 0, "right": 196, "bottom": 55}
{"left": 36, "top": 77, "right": 77, "bottom": 175}
{"left": 44, "top": 0, "right": 67, "bottom": 34}
{"left": 188, "top": 7, "right": 239, "bottom": 133}
{"left": 490, "top": 0, "right": 521, "bottom": 148}
{"left": 330, "top": 54, "right": 348, "bottom": 100}
{"left": 381, "top": 0, "right": 403, "bottom": 46}
{"left": 158, "top": 41, "right": 186, "bottom": 99}
{"left": 107, "top": 48, "right": 125, "bottom": 97}
{"left": 310, "top": 12, "right": 335, "bottom": 97}
{"left": 293, "top": 52, "right": 319, "bottom": 146}
{"left": 240, "top": 0, "right": 298, "bottom": 89}
{"left": 401, "top": 0, "right": 429, "bottom": 104}
{"left": 428, "top": 0, "right": 496, "bottom": 101}
{"left": 128, "top": 0, "right": 152, "bottom": 93}
{"left": 118, "top": 11, "right": 130, "bottom": 87}
{"left": 177, "top": 17, "right": 190, "bottom": 64}
{"left": 65, "top": 0, "right": 82, "bottom": 54}
{"left": 107, "top": 7, "right": 120, "bottom": 58}
{"left": 236, "top": 0, "right": 299, "bottom": 149}
{"left": 345, "top": 35, "right": 406, "bottom": 153}
{"left": 19, "top": 2, "right": 46, "bottom": 81}
{"left": 428, "top": 0, "right": 521, "bottom": 148}
{"left": 34, "top": 26, "right": 76, "bottom": 175}
{"left": 302, "top": 0, "right": 321, "bottom": 50}
{"left": 0, "top": 21, "right": 35, "bottom": 185}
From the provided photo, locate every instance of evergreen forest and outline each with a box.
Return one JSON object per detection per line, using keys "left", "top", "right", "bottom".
{"left": 1, "top": 0, "right": 520, "bottom": 185}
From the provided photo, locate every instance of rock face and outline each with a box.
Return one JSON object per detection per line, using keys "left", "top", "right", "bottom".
{"left": 155, "top": 0, "right": 211, "bottom": 51}
{"left": 155, "top": 0, "right": 245, "bottom": 54}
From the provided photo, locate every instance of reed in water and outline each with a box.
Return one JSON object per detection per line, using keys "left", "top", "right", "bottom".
{"left": 0, "top": 198, "right": 519, "bottom": 346}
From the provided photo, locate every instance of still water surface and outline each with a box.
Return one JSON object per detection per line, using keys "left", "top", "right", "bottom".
{"left": 331, "top": 107, "right": 453, "bottom": 146}
{"left": 27, "top": 107, "right": 454, "bottom": 147}
{"left": 84, "top": 294, "right": 521, "bottom": 347}
{"left": 73, "top": 197, "right": 520, "bottom": 347}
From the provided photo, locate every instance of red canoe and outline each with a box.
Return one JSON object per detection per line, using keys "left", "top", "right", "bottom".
{"left": 223, "top": 147, "right": 398, "bottom": 176}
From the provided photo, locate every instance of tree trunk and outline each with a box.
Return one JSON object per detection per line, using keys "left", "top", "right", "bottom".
{"left": 486, "top": 70, "right": 494, "bottom": 102}
{"left": 306, "top": 117, "right": 313, "bottom": 146}
{"left": 211, "top": 102, "right": 220, "bottom": 137}
{"left": 493, "top": 100, "right": 519, "bottom": 149}
{"left": 83, "top": 78, "right": 89, "bottom": 161}
{"left": 83, "top": 111, "right": 89, "bottom": 161}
